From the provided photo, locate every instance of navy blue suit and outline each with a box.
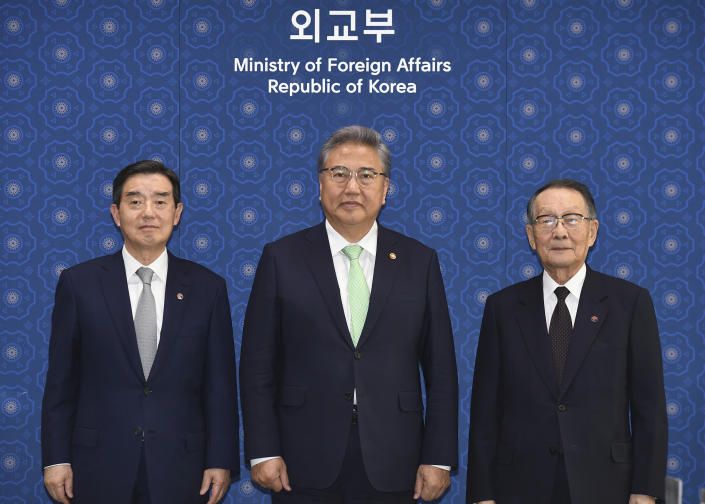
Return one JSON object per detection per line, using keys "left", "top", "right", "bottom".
{"left": 41, "top": 251, "right": 238, "bottom": 504}
{"left": 240, "top": 223, "right": 458, "bottom": 492}
{"left": 467, "top": 267, "right": 667, "bottom": 504}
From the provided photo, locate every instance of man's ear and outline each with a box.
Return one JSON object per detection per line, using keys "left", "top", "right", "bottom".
{"left": 588, "top": 219, "right": 599, "bottom": 246}
{"left": 525, "top": 224, "right": 536, "bottom": 250}
{"left": 173, "top": 202, "right": 183, "bottom": 226}
{"left": 381, "top": 177, "right": 390, "bottom": 206}
{"left": 110, "top": 204, "right": 120, "bottom": 227}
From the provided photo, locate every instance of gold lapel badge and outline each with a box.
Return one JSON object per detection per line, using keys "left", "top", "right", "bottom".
{"left": 389, "top": 252, "right": 397, "bottom": 260}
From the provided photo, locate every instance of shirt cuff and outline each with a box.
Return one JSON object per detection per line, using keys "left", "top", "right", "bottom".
{"left": 431, "top": 464, "right": 451, "bottom": 471}
{"left": 251, "top": 456, "right": 280, "bottom": 467}
{"left": 44, "top": 463, "right": 71, "bottom": 470}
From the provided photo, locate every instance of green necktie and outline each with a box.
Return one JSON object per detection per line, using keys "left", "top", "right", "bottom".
{"left": 342, "top": 245, "right": 369, "bottom": 347}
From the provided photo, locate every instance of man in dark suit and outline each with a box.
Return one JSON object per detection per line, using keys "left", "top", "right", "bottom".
{"left": 240, "top": 125, "right": 458, "bottom": 503}
{"left": 467, "top": 179, "right": 667, "bottom": 504}
{"left": 41, "top": 160, "right": 238, "bottom": 504}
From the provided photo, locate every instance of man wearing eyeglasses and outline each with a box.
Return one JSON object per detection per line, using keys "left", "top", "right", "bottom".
{"left": 240, "top": 125, "right": 458, "bottom": 503}
{"left": 467, "top": 179, "right": 667, "bottom": 504}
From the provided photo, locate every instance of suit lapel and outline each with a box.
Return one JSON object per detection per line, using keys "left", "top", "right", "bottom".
{"left": 99, "top": 251, "right": 144, "bottom": 381}
{"left": 559, "top": 267, "right": 608, "bottom": 398}
{"left": 356, "top": 226, "right": 399, "bottom": 349}
{"left": 148, "top": 253, "right": 191, "bottom": 381}
{"left": 304, "top": 223, "right": 351, "bottom": 348}
{"left": 516, "top": 276, "right": 559, "bottom": 396}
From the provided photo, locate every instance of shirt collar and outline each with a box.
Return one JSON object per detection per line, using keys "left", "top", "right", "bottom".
{"left": 325, "top": 220, "right": 378, "bottom": 258}
{"left": 542, "top": 263, "right": 587, "bottom": 300}
{"left": 122, "top": 246, "right": 169, "bottom": 282}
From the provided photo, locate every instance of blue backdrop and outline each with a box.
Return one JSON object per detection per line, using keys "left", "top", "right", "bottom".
{"left": 1, "top": 0, "right": 704, "bottom": 502}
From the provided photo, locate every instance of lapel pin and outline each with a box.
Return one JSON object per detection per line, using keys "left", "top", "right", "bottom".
{"left": 389, "top": 252, "right": 397, "bottom": 260}
{"left": 590, "top": 315, "right": 598, "bottom": 323}
{"left": 177, "top": 293, "right": 184, "bottom": 300}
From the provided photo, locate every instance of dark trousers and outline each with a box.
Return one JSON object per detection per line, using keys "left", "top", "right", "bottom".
{"left": 272, "top": 423, "right": 415, "bottom": 504}
{"left": 132, "top": 446, "right": 151, "bottom": 504}
{"left": 550, "top": 456, "right": 571, "bottom": 504}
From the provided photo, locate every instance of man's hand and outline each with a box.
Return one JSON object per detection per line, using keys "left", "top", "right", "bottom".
{"left": 250, "top": 457, "right": 292, "bottom": 493}
{"left": 44, "top": 465, "right": 74, "bottom": 504}
{"left": 199, "top": 468, "right": 231, "bottom": 504}
{"left": 413, "top": 464, "right": 450, "bottom": 501}
{"left": 629, "top": 494, "right": 656, "bottom": 504}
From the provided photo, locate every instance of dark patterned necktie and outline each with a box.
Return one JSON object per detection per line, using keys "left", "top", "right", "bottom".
{"left": 549, "top": 286, "right": 571, "bottom": 387}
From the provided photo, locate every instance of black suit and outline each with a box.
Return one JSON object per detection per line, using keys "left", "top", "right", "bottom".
{"left": 240, "top": 222, "right": 458, "bottom": 491}
{"left": 467, "top": 267, "right": 667, "bottom": 504}
{"left": 42, "top": 251, "right": 238, "bottom": 503}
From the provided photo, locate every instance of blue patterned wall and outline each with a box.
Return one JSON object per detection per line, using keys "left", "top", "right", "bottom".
{"left": 1, "top": 0, "right": 704, "bottom": 502}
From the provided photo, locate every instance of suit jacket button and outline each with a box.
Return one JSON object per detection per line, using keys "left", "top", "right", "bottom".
{"left": 549, "top": 447, "right": 558, "bottom": 455}
{"left": 143, "top": 387, "right": 152, "bottom": 396}
{"left": 134, "top": 426, "right": 143, "bottom": 436}
{"left": 557, "top": 404, "right": 566, "bottom": 412}
{"left": 353, "top": 351, "right": 361, "bottom": 360}
{"left": 344, "top": 392, "right": 353, "bottom": 401}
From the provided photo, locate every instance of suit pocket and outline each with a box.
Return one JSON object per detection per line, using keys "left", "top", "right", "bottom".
{"left": 611, "top": 442, "right": 632, "bottom": 463}
{"left": 72, "top": 427, "right": 98, "bottom": 447}
{"left": 398, "top": 391, "right": 423, "bottom": 412}
{"left": 184, "top": 432, "right": 205, "bottom": 453}
{"left": 278, "top": 386, "right": 306, "bottom": 407}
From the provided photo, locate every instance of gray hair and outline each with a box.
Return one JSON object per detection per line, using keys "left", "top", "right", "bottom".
{"left": 317, "top": 125, "right": 391, "bottom": 176}
{"left": 526, "top": 178, "right": 597, "bottom": 222}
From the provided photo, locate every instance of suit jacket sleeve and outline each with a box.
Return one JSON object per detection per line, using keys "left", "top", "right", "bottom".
{"left": 467, "top": 293, "right": 500, "bottom": 502}
{"left": 419, "top": 251, "right": 459, "bottom": 468}
{"left": 203, "top": 277, "right": 239, "bottom": 472}
{"left": 239, "top": 243, "right": 282, "bottom": 462}
{"left": 629, "top": 287, "right": 667, "bottom": 498}
{"left": 41, "top": 269, "right": 81, "bottom": 467}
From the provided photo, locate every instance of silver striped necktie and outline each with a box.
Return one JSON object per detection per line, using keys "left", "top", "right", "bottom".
{"left": 134, "top": 267, "right": 158, "bottom": 380}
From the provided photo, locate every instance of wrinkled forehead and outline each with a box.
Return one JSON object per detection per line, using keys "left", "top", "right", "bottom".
{"left": 326, "top": 142, "right": 383, "bottom": 168}
{"left": 533, "top": 187, "right": 588, "bottom": 215}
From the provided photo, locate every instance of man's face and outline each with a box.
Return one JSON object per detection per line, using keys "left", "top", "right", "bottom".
{"left": 525, "top": 187, "right": 598, "bottom": 280}
{"left": 110, "top": 173, "right": 183, "bottom": 255}
{"left": 319, "top": 142, "right": 389, "bottom": 238}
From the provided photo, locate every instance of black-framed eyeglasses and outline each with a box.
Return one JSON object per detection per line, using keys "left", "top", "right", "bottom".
{"left": 533, "top": 213, "right": 593, "bottom": 231}
{"left": 318, "top": 166, "right": 388, "bottom": 187}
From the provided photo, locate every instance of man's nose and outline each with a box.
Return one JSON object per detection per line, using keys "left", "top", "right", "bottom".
{"left": 344, "top": 173, "right": 362, "bottom": 192}
{"left": 142, "top": 201, "right": 155, "bottom": 216}
{"left": 552, "top": 220, "right": 568, "bottom": 236}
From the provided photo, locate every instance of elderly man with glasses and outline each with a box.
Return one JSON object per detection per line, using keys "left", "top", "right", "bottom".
{"left": 240, "top": 125, "right": 458, "bottom": 503}
{"left": 467, "top": 179, "right": 667, "bottom": 504}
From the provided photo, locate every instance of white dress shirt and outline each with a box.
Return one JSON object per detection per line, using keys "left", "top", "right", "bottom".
{"left": 45, "top": 246, "right": 169, "bottom": 470}
{"left": 252, "top": 221, "right": 449, "bottom": 471}
{"left": 123, "top": 246, "right": 168, "bottom": 344}
{"left": 326, "top": 219, "right": 378, "bottom": 329}
{"left": 541, "top": 263, "right": 587, "bottom": 331}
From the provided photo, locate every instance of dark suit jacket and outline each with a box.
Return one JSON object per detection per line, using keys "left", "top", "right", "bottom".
{"left": 239, "top": 222, "right": 458, "bottom": 491}
{"left": 467, "top": 267, "right": 667, "bottom": 504}
{"left": 41, "top": 251, "right": 238, "bottom": 504}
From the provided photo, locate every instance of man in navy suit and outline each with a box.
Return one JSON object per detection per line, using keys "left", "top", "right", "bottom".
{"left": 41, "top": 160, "right": 238, "bottom": 504}
{"left": 240, "top": 125, "right": 458, "bottom": 502}
{"left": 467, "top": 179, "right": 667, "bottom": 504}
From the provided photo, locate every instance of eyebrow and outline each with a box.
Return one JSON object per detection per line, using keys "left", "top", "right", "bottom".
{"left": 123, "top": 190, "right": 171, "bottom": 198}
{"left": 328, "top": 165, "right": 377, "bottom": 170}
